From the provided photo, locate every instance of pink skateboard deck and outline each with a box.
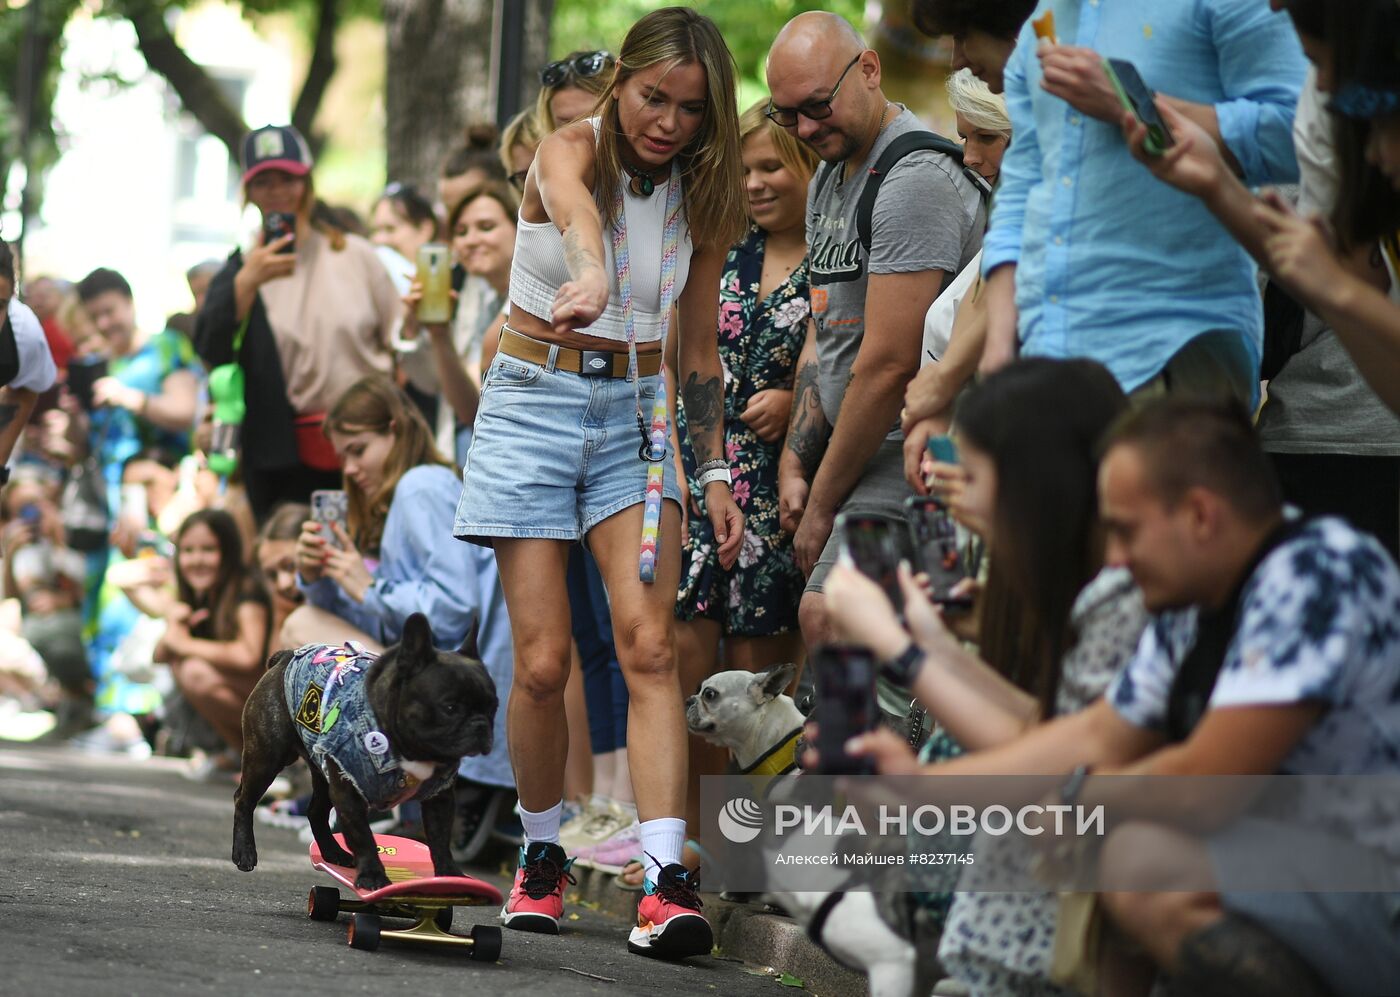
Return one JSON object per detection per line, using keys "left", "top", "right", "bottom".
{"left": 307, "top": 834, "right": 504, "bottom": 957}
{"left": 310, "top": 833, "right": 503, "bottom": 905}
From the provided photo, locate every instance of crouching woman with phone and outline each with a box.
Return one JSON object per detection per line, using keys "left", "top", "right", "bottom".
{"left": 285, "top": 374, "right": 517, "bottom": 814}
{"left": 284, "top": 376, "right": 497, "bottom": 655}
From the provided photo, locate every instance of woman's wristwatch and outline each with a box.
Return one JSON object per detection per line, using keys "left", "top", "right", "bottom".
{"left": 696, "top": 459, "right": 731, "bottom": 489}
{"left": 881, "top": 642, "right": 926, "bottom": 687}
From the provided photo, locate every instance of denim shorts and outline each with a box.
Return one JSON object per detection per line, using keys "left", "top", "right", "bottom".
{"left": 454, "top": 351, "right": 683, "bottom": 545}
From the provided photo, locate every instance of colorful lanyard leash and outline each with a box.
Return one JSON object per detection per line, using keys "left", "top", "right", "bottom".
{"left": 610, "top": 165, "right": 683, "bottom": 583}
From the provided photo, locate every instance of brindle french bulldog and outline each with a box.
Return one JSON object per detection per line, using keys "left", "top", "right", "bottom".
{"left": 231, "top": 612, "right": 496, "bottom": 890}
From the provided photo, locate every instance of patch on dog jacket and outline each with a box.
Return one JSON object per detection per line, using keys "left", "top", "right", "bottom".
{"left": 282, "top": 642, "right": 453, "bottom": 810}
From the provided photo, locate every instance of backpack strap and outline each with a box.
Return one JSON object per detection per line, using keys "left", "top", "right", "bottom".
{"left": 856, "top": 131, "right": 992, "bottom": 252}
{"left": 1163, "top": 516, "right": 1311, "bottom": 741}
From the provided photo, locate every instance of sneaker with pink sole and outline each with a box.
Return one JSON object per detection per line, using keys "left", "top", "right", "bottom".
{"left": 501, "top": 841, "right": 577, "bottom": 934}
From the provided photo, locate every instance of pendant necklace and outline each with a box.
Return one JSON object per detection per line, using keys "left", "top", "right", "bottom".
{"left": 624, "top": 159, "right": 665, "bottom": 197}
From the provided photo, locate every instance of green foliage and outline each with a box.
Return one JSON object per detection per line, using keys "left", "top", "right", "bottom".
{"left": 549, "top": 0, "right": 866, "bottom": 104}
{"left": 0, "top": 0, "right": 81, "bottom": 219}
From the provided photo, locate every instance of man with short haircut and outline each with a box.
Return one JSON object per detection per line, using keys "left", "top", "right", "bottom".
{"left": 852, "top": 396, "right": 1400, "bottom": 996}
{"left": 909, "top": 0, "right": 1039, "bottom": 94}
{"left": 979, "top": 1, "right": 1307, "bottom": 402}
{"left": 766, "top": 12, "right": 985, "bottom": 651}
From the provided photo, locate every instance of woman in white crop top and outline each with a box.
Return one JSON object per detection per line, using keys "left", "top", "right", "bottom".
{"left": 453, "top": 8, "right": 746, "bottom": 960}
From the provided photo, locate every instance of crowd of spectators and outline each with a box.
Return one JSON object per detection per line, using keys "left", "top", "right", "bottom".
{"left": 3, "top": 0, "right": 1400, "bottom": 990}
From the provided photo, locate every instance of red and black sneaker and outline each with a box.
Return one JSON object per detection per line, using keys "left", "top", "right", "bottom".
{"left": 500, "top": 841, "right": 576, "bottom": 934}
{"left": 627, "top": 855, "right": 712, "bottom": 959}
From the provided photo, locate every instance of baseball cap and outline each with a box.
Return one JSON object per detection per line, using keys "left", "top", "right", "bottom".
{"left": 241, "top": 125, "right": 313, "bottom": 184}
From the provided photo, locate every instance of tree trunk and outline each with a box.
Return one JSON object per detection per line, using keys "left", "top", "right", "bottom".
{"left": 292, "top": 0, "right": 341, "bottom": 158}
{"left": 123, "top": 0, "right": 248, "bottom": 157}
{"left": 383, "top": 0, "right": 553, "bottom": 194}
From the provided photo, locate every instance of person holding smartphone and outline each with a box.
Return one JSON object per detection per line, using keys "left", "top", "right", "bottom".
{"left": 818, "top": 358, "right": 1148, "bottom": 996}
{"left": 193, "top": 125, "right": 400, "bottom": 523}
{"left": 285, "top": 375, "right": 516, "bottom": 855}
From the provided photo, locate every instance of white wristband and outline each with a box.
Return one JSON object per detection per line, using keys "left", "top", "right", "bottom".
{"left": 697, "top": 466, "right": 732, "bottom": 489}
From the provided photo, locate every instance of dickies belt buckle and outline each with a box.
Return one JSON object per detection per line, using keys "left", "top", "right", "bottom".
{"left": 578, "top": 351, "right": 615, "bottom": 377}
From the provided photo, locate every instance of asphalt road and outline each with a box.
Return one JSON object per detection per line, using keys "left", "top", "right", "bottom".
{"left": 0, "top": 742, "right": 778, "bottom": 996}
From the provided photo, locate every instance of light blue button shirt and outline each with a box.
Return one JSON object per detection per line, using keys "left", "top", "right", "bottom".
{"left": 301, "top": 464, "right": 515, "bottom": 788}
{"left": 982, "top": 0, "right": 1306, "bottom": 392}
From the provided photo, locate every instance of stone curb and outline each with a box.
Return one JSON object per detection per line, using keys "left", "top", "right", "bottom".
{"left": 566, "top": 861, "right": 868, "bottom": 997}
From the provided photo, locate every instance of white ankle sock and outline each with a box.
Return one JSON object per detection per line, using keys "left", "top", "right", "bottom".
{"left": 520, "top": 799, "right": 563, "bottom": 846}
{"left": 638, "top": 817, "right": 686, "bottom": 883}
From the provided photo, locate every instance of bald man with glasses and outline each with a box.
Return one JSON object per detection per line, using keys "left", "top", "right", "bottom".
{"left": 766, "top": 12, "right": 986, "bottom": 675}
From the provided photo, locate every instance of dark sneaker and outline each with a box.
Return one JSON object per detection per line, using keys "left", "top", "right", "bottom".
{"left": 450, "top": 779, "right": 506, "bottom": 864}
{"left": 501, "top": 841, "right": 576, "bottom": 934}
{"left": 628, "top": 856, "right": 712, "bottom": 959}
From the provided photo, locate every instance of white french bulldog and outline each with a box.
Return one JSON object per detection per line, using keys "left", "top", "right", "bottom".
{"left": 685, "top": 663, "right": 805, "bottom": 774}
{"left": 687, "top": 664, "right": 923, "bottom": 997}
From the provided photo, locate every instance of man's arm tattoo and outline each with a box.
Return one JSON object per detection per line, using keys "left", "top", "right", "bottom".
{"left": 786, "top": 361, "right": 830, "bottom": 476}
{"left": 681, "top": 372, "right": 724, "bottom": 463}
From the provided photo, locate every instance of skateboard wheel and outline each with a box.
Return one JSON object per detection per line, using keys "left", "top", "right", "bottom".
{"left": 307, "top": 886, "right": 340, "bottom": 921}
{"left": 348, "top": 912, "right": 382, "bottom": 951}
{"left": 469, "top": 924, "right": 502, "bottom": 962}
{"left": 435, "top": 907, "right": 453, "bottom": 932}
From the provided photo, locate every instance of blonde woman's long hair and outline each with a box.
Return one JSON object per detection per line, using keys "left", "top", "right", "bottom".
{"left": 324, "top": 376, "right": 452, "bottom": 555}
{"left": 499, "top": 107, "right": 544, "bottom": 177}
{"left": 594, "top": 7, "right": 746, "bottom": 253}
{"left": 738, "top": 98, "right": 820, "bottom": 192}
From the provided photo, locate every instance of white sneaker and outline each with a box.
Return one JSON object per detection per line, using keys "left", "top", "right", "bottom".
{"left": 558, "top": 796, "right": 634, "bottom": 853}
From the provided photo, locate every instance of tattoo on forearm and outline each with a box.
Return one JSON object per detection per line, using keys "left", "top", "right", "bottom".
{"left": 786, "top": 361, "right": 830, "bottom": 476}
{"left": 562, "top": 227, "right": 603, "bottom": 283}
{"left": 682, "top": 372, "right": 724, "bottom": 463}
{"left": 0, "top": 404, "right": 19, "bottom": 432}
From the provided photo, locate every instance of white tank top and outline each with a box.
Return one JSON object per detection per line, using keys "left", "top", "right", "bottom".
{"left": 508, "top": 119, "right": 693, "bottom": 344}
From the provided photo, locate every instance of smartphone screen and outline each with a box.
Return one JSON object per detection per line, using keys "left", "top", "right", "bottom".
{"left": 927, "top": 434, "right": 959, "bottom": 466}
{"left": 1104, "top": 58, "right": 1174, "bottom": 152}
{"left": 67, "top": 355, "right": 108, "bottom": 412}
{"left": 836, "top": 514, "right": 907, "bottom": 612}
{"left": 811, "top": 645, "right": 878, "bottom": 776}
{"left": 310, "top": 489, "right": 349, "bottom": 550}
{"left": 264, "top": 211, "right": 297, "bottom": 255}
{"left": 905, "top": 496, "right": 972, "bottom": 610}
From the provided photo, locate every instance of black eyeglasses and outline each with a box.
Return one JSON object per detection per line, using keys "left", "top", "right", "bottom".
{"left": 508, "top": 169, "right": 528, "bottom": 192}
{"left": 765, "top": 53, "right": 863, "bottom": 128}
{"left": 540, "top": 51, "right": 613, "bottom": 89}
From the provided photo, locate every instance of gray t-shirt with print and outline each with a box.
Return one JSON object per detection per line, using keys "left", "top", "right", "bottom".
{"left": 806, "top": 107, "right": 984, "bottom": 438}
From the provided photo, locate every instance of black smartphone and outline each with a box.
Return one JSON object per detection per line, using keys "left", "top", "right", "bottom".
{"left": 836, "top": 513, "right": 908, "bottom": 612}
{"left": 263, "top": 211, "right": 297, "bottom": 254}
{"left": 67, "top": 355, "right": 108, "bottom": 412}
{"left": 811, "top": 644, "right": 878, "bottom": 776}
{"left": 905, "top": 496, "right": 972, "bottom": 611}
{"left": 1103, "top": 57, "right": 1174, "bottom": 155}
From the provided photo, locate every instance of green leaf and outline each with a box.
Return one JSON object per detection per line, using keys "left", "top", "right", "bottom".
{"left": 778, "top": 973, "right": 805, "bottom": 988}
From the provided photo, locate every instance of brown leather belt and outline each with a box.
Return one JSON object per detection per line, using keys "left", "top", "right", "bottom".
{"left": 498, "top": 326, "right": 662, "bottom": 379}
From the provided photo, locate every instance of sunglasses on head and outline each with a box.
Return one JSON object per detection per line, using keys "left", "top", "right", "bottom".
{"left": 540, "top": 51, "right": 613, "bottom": 89}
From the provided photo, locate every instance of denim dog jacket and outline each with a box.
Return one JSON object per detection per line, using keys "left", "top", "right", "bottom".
{"left": 282, "top": 642, "right": 454, "bottom": 810}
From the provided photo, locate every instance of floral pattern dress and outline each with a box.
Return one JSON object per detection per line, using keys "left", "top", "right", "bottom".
{"left": 676, "top": 225, "right": 808, "bottom": 637}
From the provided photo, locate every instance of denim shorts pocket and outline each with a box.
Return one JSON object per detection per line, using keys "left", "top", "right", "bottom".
{"left": 487, "top": 358, "right": 542, "bottom": 388}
